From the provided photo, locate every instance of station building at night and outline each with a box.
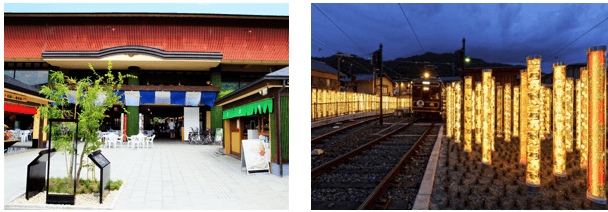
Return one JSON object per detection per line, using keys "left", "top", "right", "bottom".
{"left": 5, "top": 13, "right": 288, "bottom": 147}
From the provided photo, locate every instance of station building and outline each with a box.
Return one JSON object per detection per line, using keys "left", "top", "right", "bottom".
{"left": 4, "top": 13, "right": 289, "bottom": 143}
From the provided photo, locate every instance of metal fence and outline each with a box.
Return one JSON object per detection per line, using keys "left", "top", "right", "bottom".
{"left": 311, "top": 88, "right": 411, "bottom": 121}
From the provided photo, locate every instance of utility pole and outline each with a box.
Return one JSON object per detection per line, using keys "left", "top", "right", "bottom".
{"left": 461, "top": 38, "right": 466, "bottom": 77}
{"left": 336, "top": 53, "right": 352, "bottom": 91}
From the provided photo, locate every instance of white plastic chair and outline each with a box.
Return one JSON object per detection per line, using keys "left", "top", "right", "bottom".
{"left": 127, "top": 135, "right": 143, "bottom": 149}
{"left": 145, "top": 135, "right": 155, "bottom": 148}
{"left": 20, "top": 131, "right": 30, "bottom": 142}
{"left": 105, "top": 134, "right": 117, "bottom": 148}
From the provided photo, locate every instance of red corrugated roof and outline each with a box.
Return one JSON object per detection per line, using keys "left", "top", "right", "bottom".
{"left": 5, "top": 23, "right": 288, "bottom": 61}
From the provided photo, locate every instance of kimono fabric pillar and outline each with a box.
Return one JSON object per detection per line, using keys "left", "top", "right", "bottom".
{"left": 497, "top": 85, "right": 503, "bottom": 138}
{"left": 513, "top": 86, "right": 520, "bottom": 138}
{"left": 482, "top": 69, "right": 492, "bottom": 165}
{"left": 491, "top": 78, "right": 495, "bottom": 151}
{"left": 126, "top": 66, "right": 140, "bottom": 137}
{"left": 504, "top": 83, "right": 511, "bottom": 142}
{"left": 475, "top": 82, "right": 482, "bottom": 144}
{"left": 520, "top": 69, "right": 528, "bottom": 164}
{"left": 553, "top": 62, "right": 567, "bottom": 177}
{"left": 526, "top": 55, "right": 542, "bottom": 188}
{"left": 454, "top": 81, "right": 462, "bottom": 144}
{"left": 464, "top": 76, "right": 473, "bottom": 152}
{"left": 544, "top": 87, "right": 552, "bottom": 138}
{"left": 446, "top": 84, "right": 452, "bottom": 139}
{"left": 586, "top": 46, "right": 606, "bottom": 204}
{"left": 576, "top": 79, "right": 582, "bottom": 151}
{"left": 580, "top": 67, "right": 589, "bottom": 169}
{"left": 565, "top": 77, "right": 575, "bottom": 152}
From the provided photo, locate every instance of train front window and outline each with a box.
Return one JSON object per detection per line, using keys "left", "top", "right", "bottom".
{"left": 414, "top": 85, "right": 440, "bottom": 99}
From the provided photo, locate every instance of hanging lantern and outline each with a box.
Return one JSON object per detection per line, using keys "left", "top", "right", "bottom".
{"left": 553, "top": 62, "right": 567, "bottom": 177}
{"left": 526, "top": 55, "right": 542, "bottom": 188}
{"left": 464, "top": 76, "right": 473, "bottom": 152}
{"left": 504, "top": 83, "right": 511, "bottom": 142}
{"left": 482, "top": 69, "right": 492, "bottom": 165}
{"left": 565, "top": 77, "right": 575, "bottom": 152}
{"left": 513, "top": 86, "right": 520, "bottom": 138}
{"left": 580, "top": 66, "right": 589, "bottom": 169}
{"left": 454, "top": 81, "right": 462, "bottom": 144}
{"left": 586, "top": 46, "right": 606, "bottom": 204}
{"left": 497, "top": 85, "right": 503, "bottom": 138}
{"left": 520, "top": 69, "right": 528, "bottom": 164}
{"left": 475, "top": 82, "right": 483, "bottom": 144}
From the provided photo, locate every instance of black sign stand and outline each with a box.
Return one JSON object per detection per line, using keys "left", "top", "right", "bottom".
{"left": 87, "top": 150, "right": 111, "bottom": 204}
{"left": 46, "top": 119, "right": 78, "bottom": 205}
{"left": 26, "top": 149, "right": 56, "bottom": 200}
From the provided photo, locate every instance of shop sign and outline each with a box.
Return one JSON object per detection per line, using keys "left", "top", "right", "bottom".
{"left": 4, "top": 91, "right": 28, "bottom": 102}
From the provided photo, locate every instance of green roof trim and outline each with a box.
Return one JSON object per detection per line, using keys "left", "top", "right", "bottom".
{"left": 222, "top": 98, "right": 273, "bottom": 119}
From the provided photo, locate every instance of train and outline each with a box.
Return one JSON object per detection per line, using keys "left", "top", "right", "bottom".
{"left": 410, "top": 76, "right": 444, "bottom": 119}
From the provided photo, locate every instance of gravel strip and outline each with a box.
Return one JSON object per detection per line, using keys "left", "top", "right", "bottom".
{"left": 11, "top": 190, "right": 118, "bottom": 207}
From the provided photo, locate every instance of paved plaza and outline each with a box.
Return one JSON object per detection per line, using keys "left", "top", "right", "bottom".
{"left": 4, "top": 140, "right": 289, "bottom": 210}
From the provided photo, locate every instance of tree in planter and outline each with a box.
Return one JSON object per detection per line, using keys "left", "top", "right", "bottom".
{"left": 37, "top": 61, "right": 135, "bottom": 189}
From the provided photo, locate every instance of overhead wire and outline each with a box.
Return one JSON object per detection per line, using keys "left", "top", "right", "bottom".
{"left": 312, "top": 3, "right": 368, "bottom": 55}
{"left": 546, "top": 16, "right": 608, "bottom": 62}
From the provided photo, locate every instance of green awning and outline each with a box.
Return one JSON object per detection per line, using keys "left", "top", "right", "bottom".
{"left": 222, "top": 98, "right": 273, "bottom": 119}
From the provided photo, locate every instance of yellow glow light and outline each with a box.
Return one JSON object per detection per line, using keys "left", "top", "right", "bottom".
{"left": 520, "top": 69, "right": 528, "bottom": 164}
{"left": 505, "top": 83, "right": 511, "bottom": 142}
{"left": 464, "top": 76, "right": 473, "bottom": 152}
{"left": 454, "top": 81, "right": 462, "bottom": 144}
{"left": 540, "top": 87, "right": 545, "bottom": 140}
{"left": 497, "top": 85, "right": 503, "bottom": 138}
{"left": 565, "top": 77, "right": 574, "bottom": 152}
{"left": 424, "top": 72, "right": 430, "bottom": 79}
{"left": 475, "top": 82, "right": 482, "bottom": 144}
{"left": 580, "top": 67, "right": 589, "bottom": 169}
{"left": 491, "top": 78, "right": 495, "bottom": 151}
{"left": 576, "top": 79, "right": 581, "bottom": 150}
{"left": 586, "top": 46, "right": 606, "bottom": 204}
{"left": 482, "top": 69, "right": 492, "bottom": 165}
{"left": 545, "top": 87, "right": 552, "bottom": 138}
{"left": 526, "top": 55, "right": 541, "bottom": 187}
{"left": 553, "top": 62, "right": 567, "bottom": 177}
{"left": 513, "top": 86, "right": 520, "bottom": 138}
{"left": 446, "top": 84, "right": 453, "bottom": 139}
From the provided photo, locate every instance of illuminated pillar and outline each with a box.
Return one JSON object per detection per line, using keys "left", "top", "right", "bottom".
{"left": 446, "top": 84, "right": 453, "bottom": 139}
{"left": 513, "top": 86, "right": 520, "bottom": 138}
{"left": 526, "top": 55, "right": 541, "bottom": 188}
{"left": 464, "top": 76, "right": 473, "bottom": 152}
{"left": 565, "top": 78, "right": 575, "bottom": 151}
{"left": 540, "top": 86, "right": 545, "bottom": 140}
{"left": 545, "top": 87, "right": 552, "bottom": 138}
{"left": 491, "top": 78, "right": 495, "bottom": 151}
{"left": 454, "top": 81, "right": 462, "bottom": 144}
{"left": 497, "top": 85, "right": 503, "bottom": 138}
{"left": 475, "top": 82, "right": 482, "bottom": 144}
{"left": 586, "top": 46, "right": 606, "bottom": 204}
{"left": 482, "top": 69, "right": 492, "bottom": 165}
{"left": 576, "top": 79, "right": 581, "bottom": 150}
{"left": 505, "top": 83, "right": 511, "bottom": 142}
{"left": 553, "top": 62, "right": 567, "bottom": 177}
{"left": 520, "top": 69, "right": 528, "bottom": 164}
{"left": 580, "top": 67, "right": 589, "bottom": 169}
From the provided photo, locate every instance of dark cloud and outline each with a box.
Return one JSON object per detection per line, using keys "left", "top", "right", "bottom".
{"left": 312, "top": 3, "right": 608, "bottom": 73}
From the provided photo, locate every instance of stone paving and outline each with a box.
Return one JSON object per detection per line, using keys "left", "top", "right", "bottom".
{"left": 4, "top": 139, "right": 289, "bottom": 210}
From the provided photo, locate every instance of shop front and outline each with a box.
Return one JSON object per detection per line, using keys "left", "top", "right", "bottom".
{"left": 4, "top": 75, "right": 53, "bottom": 148}
{"left": 215, "top": 67, "right": 289, "bottom": 176}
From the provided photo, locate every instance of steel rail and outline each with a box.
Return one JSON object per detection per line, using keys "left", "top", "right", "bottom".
{"left": 311, "top": 113, "right": 390, "bottom": 129}
{"left": 311, "top": 119, "right": 418, "bottom": 178}
{"left": 311, "top": 117, "right": 380, "bottom": 144}
{"left": 357, "top": 122, "right": 436, "bottom": 210}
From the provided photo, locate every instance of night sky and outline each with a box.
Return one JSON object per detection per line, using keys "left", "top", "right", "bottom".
{"left": 311, "top": 3, "right": 608, "bottom": 73}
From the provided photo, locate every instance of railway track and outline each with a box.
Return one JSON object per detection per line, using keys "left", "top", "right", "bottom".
{"left": 311, "top": 117, "right": 416, "bottom": 169}
{"left": 311, "top": 120, "right": 439, "bottom": 210}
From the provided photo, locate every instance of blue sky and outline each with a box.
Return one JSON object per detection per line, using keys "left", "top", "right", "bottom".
{"left": 4, "top": 3, "right": 289, "bottom": 16}
{"left": 312, "top": 3, "right": 608, "bottom": 73}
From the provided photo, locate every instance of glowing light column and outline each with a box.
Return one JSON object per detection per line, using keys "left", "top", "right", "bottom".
{"left": 513, "top": 86, "right": 520, "bottom": 138}
{"left": 545, "top": 87, "right": 552, "bottom": 138}
{"left": 482, "top": 69, "right": 492, "bottom": 165}
{"left": 565, "top": 77, "right": 574, "bottom": 152}
{"left": 446, "top": 84, "right": 453, "bottom": 139}
{"left": 580, "top": 67, "right": 589, "bottom": 169}
{"left": 540, "top": 87, "right": 545, "bottom": 140}
{"left": 576, "top": 79, "right": 581, "bottom": 150}
{"left": 520, "top": 69, "right": 528, "bottom": 164}
{"left": 475, "top": 82, "right": 482, "bottom": 144}
{"left": 497, "top": 85, "right": 503, "bottom": 138}
{"left": 491, "top": 78, "right": 496, "bottom": 151}
{"left": 454, "top": 81, "right": 462, "bottom": 144}
{"left": 464, "top": 76, "right": 473, "bottom": 152}
{"left": 586, "top": 46, "right": 606, "bottom": 204}
{"left": 526, "top": 55, "right": 542, "bottom": 188}
{"left": 553, "top": 62, "right": 566, "bottom": 177}
{"left": 505, "top": 83, "right": 511, "bottom": 142}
